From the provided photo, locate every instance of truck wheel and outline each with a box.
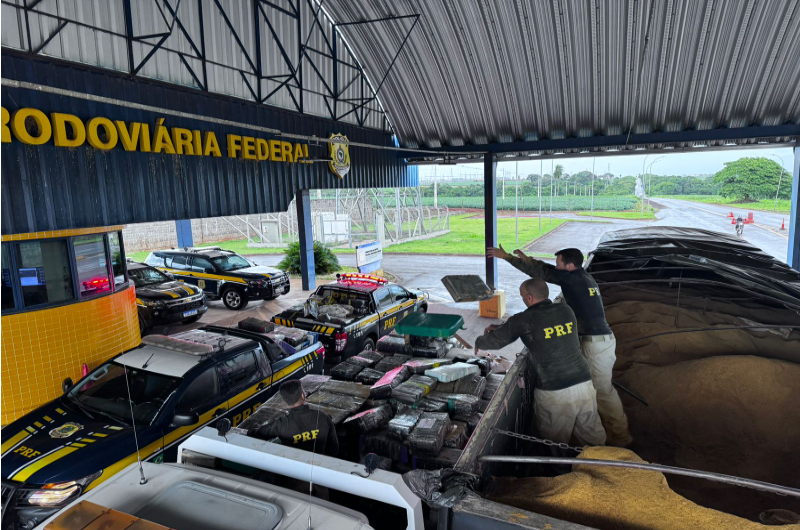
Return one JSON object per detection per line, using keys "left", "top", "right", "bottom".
{"left": 139, "top": 317, "right": 149, "bottom": 337}
{"left": 419, "top": 303, "right": 428, "bottom": 313}
{"left": 222, "top": 287, "right": 249, "bottom": 310}
{"left": 362, "top": 337, "right": 376, "bottom": 352}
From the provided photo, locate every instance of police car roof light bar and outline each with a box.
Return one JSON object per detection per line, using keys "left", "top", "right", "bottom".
{"left": 141, "top": 335, "right": 217, "bottom": 356}
{"left": 339, "top": 272, "right": 387, "bottom": 284}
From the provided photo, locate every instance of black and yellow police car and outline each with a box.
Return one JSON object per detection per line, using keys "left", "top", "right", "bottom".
{"left": 272, "top": 273, "right": 428, "bottom": 362}
{"left": 144, "top": 248, "right": 290, "bottom": 310}
{"left": 0, "top": 324, "right": 323, "bottom": 529}
{"left": 128, "top": 261, "right": 207, "bottom": 334}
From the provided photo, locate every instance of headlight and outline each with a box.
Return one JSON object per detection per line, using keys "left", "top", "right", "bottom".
{"left": 249, "top": 279, "right": 265, "bottom": 288}
{"left": 142, "top": 299, "right": 165, "bottom": 307}
{"left": 26, "top": 471, "right": 102, "bottom": 507}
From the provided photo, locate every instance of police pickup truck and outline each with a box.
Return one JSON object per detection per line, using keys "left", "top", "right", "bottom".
{"left": 0, "top": 322, "right": 323, "bottom": 530}
{"left": 272, "top": 273, "right": 428, "bottom": 362}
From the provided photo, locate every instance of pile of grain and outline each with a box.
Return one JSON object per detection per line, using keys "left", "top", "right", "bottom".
{"left": 486, "top": 446, "right": 800, "bottom": 530}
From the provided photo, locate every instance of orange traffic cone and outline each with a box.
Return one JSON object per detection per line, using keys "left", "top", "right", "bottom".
{"left": 727, "top": 212, "right": 734, "bottom": 217}
{"left": 781, "top": 218, "right": 786, "bottom": 230}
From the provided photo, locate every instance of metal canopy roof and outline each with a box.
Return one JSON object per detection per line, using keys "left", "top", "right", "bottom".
{"left": 326, "top": 0, "right": 800, "bottom": 159}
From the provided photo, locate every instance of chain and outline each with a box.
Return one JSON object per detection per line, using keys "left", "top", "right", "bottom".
{"left": 493, "top": 428, "right": 584, "bottom": 453}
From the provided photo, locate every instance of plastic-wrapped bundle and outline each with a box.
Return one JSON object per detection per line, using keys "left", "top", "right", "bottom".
{"left": 408, "top": 412, "right": 451, "bottom": 455}
{"left": 320, "top": 379, "right": 371, "bottom": 399}
{"left": 330, "top": 362, "right": 363, "bottom": 381}
{"left": 300, "top": 374, "right": 331, "bottom": 395}
{"left": 441, "top": 275, "right": 493, "bottom": 302}
{"left": 346, "top": 355, "right": 377, "bottom": 368}
{"left": 466, "top": 357, "right": 491, "bottom": 376}
{"left": 238, "top": 317, "right": 275, "bottom": 334}
{"left": 376, "top": 335, "right": 409, "bottom": 355}
{"left": 360, "top": 429, "right": 410, "bottom": 463}
{"left": 387, "top": 409, "right": 424, "bottom": 439}
{"left": 454, "top": 375, "right": 487, "bottom": 397}
{"left": 305, "top": 390, "right": 366, "bottom": 414}
{"left": 364, "top": 398, "right": 390, "bottom": 409}
{"left": 404, "top": 358, "right": 453, "bottom": 375}
{"left": 239, "top": 392, "right": 289, "bottom": 431}
{"left": 454, "top": 412, "right": 482, "bottom": 435}
{"left": 412, "top": 447, "right": 463, "bottom": 470}
{"left": 309, "top": 403, "right": 350, "bottom": 425}
{"left": 375, "top": 355, "right": 411, "bottom": 373}
{"left": 409, "top": 334, "right": 433, "bottom": 347}
{"left": 427, "top": 392, "right": 480, "bottom": 416}
{"left": 358, "top": 350, "right": 385, "bottom": 364}
{"left": 414, "top": 399, "right": 448, "bottom": 412}
{"left": 344, "top": 404, "right": 393, "bottom": 432}
{"left": 319, "top": 304, "right": 351, "bottom": 319}
{"left": 356, "top": 368, "right": 385, "bottom": 386}
{"left": 408, "top": 339, "right": 446, "bottom": 359}
{"left": 483, "top": 373, "right": 505, "bottom": 400}
{"left": 443, "top": 421, "right": 468, "bottom": 449}
{"left": 425, "top": 363, "right": 480, "bottom": 383}
{"left": 392, "top": 375, "right": 438, "bottom": 404}
{"left": 268, "top": 326, "right": 308, "bottom": 347}
{"left": 370, "top": 365, "right": 411, "bottom": 399}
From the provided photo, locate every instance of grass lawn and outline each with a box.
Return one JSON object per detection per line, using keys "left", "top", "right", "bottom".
{"left": 577, "top": 211, "right": 654, "bottom": 220}
{"left": 381, "top": 214, "right": 565, "bottom": 255}
{"left": 656, "top": 195, "right": 792, "bottom": 214}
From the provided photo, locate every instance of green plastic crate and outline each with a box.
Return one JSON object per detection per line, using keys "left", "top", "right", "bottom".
{"left": 395, "top": 312, "right": 465, "bottom": 338}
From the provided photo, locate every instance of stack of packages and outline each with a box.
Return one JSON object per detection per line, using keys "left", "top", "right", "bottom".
{"left": 330, "top": 349, "right": 386, "bottom": 381}
{"left": 266, "top": 325, "right": 312, "bottom": 353}
{"left": 376, "top": 333, "right": 448, "bottom": 359}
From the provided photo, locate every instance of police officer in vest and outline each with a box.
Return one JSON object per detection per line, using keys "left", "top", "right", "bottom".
{"left": 487, "top": 245, "right": 632, "bottom": 447}
{"left": 249, "top": 379, "right": 339, "bottom": 457}
{"left": 475, "top": 278, "right": 606, "bottom": 447}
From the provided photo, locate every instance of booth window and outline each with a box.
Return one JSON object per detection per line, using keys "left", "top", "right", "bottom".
{"left": 108, "top": 231, "right": 126, "bottom": 288}
{"left": 16, "top": 240, "right": 74, "bottom": 308}
{"left": 74, "top": 234, "right": 112, "bottom": 298}
{"left": 2, "top": 245, "right": 15, "bottom": 310}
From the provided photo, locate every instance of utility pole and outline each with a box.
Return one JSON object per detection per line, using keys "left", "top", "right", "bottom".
{"left": 591, "top": 158, "right": 596, "bottom": 220}
{"left": 515, "top": 161, "right": 519, "bottom": 244}
{"left": 538, "top": 160, "right": 542, "bottom": 231}
{"left": 434, "top": 165, "right": 438, "bottom": 208}
{"left": 550, "top": 160, "right": 553, "bottom": 224}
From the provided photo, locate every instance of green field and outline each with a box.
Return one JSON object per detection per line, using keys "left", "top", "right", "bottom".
{"left": 382, "top": 214, "right": 563, "bottom": 255}
{"left": 655, "top": 195, "right": 792, "bottom": 214}
{"left": 418, "top": 195, "right": 638, "bottom": 212}
{"left": 578, "top": 211, "right": 656, "bottom": 220}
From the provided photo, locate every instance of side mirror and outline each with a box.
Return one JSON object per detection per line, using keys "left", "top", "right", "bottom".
{"left": 173, "top": 411, "right": 200, "bottom": 427}
{"left": 62, "top": 378, "right": 74, "bottom": 394}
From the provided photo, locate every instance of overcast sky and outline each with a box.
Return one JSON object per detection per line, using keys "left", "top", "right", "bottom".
{"left": 418, "top": 146, "right": 794, "bottom": 180}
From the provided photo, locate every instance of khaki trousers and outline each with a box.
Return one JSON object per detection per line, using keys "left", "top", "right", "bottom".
{"left": 580, "top": 335, "right": 632, "bottom": 446}
{"left": 534, "top": 380, "right": 606, "bottom": 446}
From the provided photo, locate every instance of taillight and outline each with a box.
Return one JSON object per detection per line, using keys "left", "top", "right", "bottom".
{"left": 316, "top": 346, "right": 326, "bottom": 359}
{"left": 335, "top": 331, "right": 348, "bottom": 352}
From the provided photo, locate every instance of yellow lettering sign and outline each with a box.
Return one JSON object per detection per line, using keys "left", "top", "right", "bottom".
{"left": 293, "top": 434, "right": 302, "bottom": 443}
{"left": 565, "top": 322, "right": 574, "bottom": 334}
{"left": 0, "top": 106, "right": 309, "bottom": 164}
{"left": 543, "top": 327, "right": 555, "bottom": 339}
{"left": 14, "top": 446, "right": 42, "bottom": 459}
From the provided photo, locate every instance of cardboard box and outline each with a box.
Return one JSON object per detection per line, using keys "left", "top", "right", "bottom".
{"left": 479, "top": 290, "right": 506, "bottom": 318}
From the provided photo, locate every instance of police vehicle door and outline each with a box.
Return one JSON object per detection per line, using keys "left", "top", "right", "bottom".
{"left": 186, "top": 256, "right": 220, "bottom": 296}
{"left": 161, "top": 365, "right": 227, "bottom": 461}
{"left": 375, "top": 287, "right": 399, "bottom": 337}
{"left": 218, "top": 348, "right": 269, "bottom": 428}
{"left": 389, "top": 285, "right": 415, "bottom": 329}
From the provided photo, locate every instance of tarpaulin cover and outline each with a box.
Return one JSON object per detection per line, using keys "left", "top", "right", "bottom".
{"left": 589, "top": 227, "right": 800, "bottom": 310}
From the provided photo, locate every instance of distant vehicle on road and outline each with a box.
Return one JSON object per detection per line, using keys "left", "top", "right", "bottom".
{"left": 128, "top": 261, "right": 207, "bottom": 334}
{"left": 145, "top": 247, "right": 290, "bottom": 310}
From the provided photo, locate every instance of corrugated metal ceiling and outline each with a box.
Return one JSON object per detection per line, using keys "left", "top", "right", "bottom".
{"left": 326, "top": 0, "right": 800, "bottom": 152}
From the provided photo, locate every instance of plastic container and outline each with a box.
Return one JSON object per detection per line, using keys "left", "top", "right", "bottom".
{"left": 424, "top": 362, "right": 480, "bottom": 383}
{"left": 394, "top": 312, "right": 465, "bottom": 338}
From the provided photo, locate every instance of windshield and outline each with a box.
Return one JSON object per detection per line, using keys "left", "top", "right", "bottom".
{"left": 315, "top": 287, "right": 371, "bottom": 306}
{"left": 129, "top": 267, "right": 170, "bottom": 287}
{"left": 67, "top": 362, "right": 182, "bottom": 425}
{"left": 211, "top": 255, "right": 251, "bottom": 271}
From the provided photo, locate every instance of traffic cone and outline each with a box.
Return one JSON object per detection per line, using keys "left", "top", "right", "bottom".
{"left": 727, "top": 212, "right": 734, "bottom": 217}
{"left": 781, "top": 218, "right": 786, "bottom": 230}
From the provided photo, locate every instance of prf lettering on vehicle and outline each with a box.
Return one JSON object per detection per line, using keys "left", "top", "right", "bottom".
{"left": 588, "top": 287, "right": 600, "bottom": 297}
{"left": 543, "top": 322, "right": 574, "bottom": 339}
{"left": 293, "top": 430, "right": 320, "bottom": 444}
{"left": 1, "top": 107, "right": 311, "bottom": 163}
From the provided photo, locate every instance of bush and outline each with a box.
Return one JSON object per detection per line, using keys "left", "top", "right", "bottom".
{"left": 278, "top": 240, "right": 341, "bottom": 275}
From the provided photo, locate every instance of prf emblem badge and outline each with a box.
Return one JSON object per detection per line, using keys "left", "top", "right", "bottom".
{"left": 328, "top": 133, "right": 351, "bottom": 179}
{"left": 198, "top": 279, "right": 206, "bottom": 289}
{"left": 49, "top": 422, "right": 83, "bottom": 439}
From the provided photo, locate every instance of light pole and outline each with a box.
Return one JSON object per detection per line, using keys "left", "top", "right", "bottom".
{"left": 769, "top": 154, "right": 785, "bottom": 212}
{"left": 646, "top": 156, "right": 665, "bottom": 213}
{"left": 515, "top": 161, "right": 519, "bottom": 244}
{"left": 641, "top": 154, "right": 654, "bottom": 218}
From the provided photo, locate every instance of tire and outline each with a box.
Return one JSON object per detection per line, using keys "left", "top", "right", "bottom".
{"left": 222, "top": 287, "right": 249, "bottom": 310}
{"left": 138, "top": 316, "right": 149, "bottom": 337}
{"left": 361, "top": 337, "right": 376, "bottom": 352}
{"left": 264, "top": 292, "right": 279, "bottom": 301}
{"left": 419, "top": 303, "right": 428, "bottom": 313}
{"left": 182, "top": 315, "right": 201, "bottom": 324}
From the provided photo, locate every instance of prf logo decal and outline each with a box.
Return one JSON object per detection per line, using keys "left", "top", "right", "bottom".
{"left": 198, "top": 279, "right": 206, "bottom": 289}
{"left": 49, "top": 422, "right": 83, "bottom": 439}
{"left": 328, "top": 133, "right": 351, "bottom": 179}
{"left": 588, "top": 287, "right": 600, "bottom": 297}
{"left": 543, "top": 322, "right": 574, "bottom": 339}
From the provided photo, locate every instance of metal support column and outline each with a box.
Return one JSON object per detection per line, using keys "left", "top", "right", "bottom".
{"left": 175, "top": 219, "right": 193, "bottom": 248}
{"left": 788, "top": 146, "right": 800, "bottom": 271}
{"left": 485, "top": 153, "right": 498, "bottom": 289}
{"left": 296, "top": 189, "right": 316, "bottom": 291}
